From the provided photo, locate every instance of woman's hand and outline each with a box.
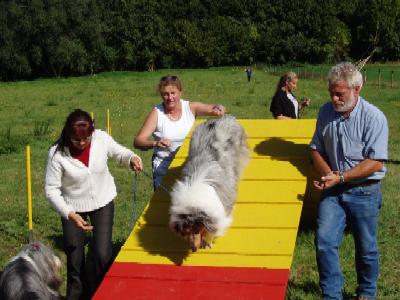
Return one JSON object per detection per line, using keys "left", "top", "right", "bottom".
{"left": 300, "top": 98, "right": 311, "bottom": 109}
{"left": 130, "top": 156, "right": 143, "bottom": 172}
{"left": 210, "top": 104, "right": 225, "bottom": 116}
{"left": 68, "top": 212, "right": 93, "bottom": 231}
{"left": 154, "top": 138, "right": 172, "bottom": 148}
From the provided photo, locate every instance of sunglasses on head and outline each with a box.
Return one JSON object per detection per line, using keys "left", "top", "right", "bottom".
{"left": 160, "top": 75, "right": 178, "bottom": 82}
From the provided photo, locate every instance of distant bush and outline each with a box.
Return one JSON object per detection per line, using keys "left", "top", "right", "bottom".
{"left": 0, "top": 0, "right": 399, "bottom": 80}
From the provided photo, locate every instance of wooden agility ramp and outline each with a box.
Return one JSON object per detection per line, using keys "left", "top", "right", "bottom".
{"left": 93, "top": 119, "right": 316, "bottom": 300}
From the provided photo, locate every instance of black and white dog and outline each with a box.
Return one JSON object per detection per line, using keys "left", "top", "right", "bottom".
{"left": 169, "top": 115, "right": 249, "bottom": 251}
{"left": 0, "top": 241, "right": 62, "bottom": 300}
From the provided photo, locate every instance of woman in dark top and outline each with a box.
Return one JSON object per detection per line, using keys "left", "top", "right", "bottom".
{"left": 270, "top": 71, "right": 310, "bottom": 119}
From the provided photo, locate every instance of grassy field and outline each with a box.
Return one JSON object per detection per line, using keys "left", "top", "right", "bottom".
{"left": 0, "top": 66, "right": 399, "bottom": 299}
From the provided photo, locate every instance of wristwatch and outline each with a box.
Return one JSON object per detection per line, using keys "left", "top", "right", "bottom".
{"left": 339, "top": 172, "right": 345, "bottom": 184}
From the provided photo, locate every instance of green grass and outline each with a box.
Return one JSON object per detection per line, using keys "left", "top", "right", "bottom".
{"left": 0, "top": 66, "right": 399, "bottom": 299}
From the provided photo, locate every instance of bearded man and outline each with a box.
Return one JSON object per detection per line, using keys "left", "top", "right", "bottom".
{"left": 309, "top": 62, "right": 388, "bottom": 300}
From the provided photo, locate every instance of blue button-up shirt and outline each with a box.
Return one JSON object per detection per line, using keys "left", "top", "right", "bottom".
{"left": 310, "top": 96, "right": 388, "bottom": 182}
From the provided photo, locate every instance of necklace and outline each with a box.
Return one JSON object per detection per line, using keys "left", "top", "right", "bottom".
{"left": 167, "top": 110, "right": 181, "bottom": 121}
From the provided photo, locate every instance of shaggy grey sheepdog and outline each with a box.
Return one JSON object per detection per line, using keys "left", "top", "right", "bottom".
{"left": 169, "top": 115, "right": 249, "bottom": 251}
{"left": 0, "top": 242, "right": 62, "bottom": 300}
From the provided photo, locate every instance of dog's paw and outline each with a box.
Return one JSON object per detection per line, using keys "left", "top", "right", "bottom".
{"left": 200, "top": 239, "right": 212, "bottom": 249}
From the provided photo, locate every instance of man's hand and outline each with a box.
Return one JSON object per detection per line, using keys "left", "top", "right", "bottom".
{"left": 313, "top": 171, "right": 340, "bottom": 190}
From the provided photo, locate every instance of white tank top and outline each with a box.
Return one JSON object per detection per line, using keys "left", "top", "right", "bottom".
{"left": 153, "top": 99, "right": 195, "bottom": 160}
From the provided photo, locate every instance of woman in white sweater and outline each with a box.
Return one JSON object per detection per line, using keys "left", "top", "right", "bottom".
{"left": 45, "top": 109, "right": 142, "bottom": 300}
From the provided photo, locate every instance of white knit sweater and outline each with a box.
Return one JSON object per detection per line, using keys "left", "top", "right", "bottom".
{"left": 45, "top": 130, "right": 140, "bottom": 219}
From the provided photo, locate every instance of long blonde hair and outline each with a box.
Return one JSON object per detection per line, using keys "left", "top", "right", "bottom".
{"left": 275, "top": 71, "right": 297, "bottom": 94}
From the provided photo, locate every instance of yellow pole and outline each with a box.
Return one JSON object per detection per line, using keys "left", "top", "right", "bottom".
{"left": 107, "top": 109, "right": 111, "bottom": 135}
{"left": 26, "top": 145, "right": 33, "bottom": 243}
{"left": 91, "top": 111, "right": 94, "bottom": 120}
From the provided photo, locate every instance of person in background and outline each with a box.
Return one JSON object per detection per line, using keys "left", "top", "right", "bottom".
{"left": 270, "top": 71, "right": 310, "bottom": 119}
{"left": 134, "top": 75, "right": 225, "bottom": 190}
{"left": 310, "top": 62, "right": 388, "bottom": 300}
{"left": 45, "top": 109, "right": 143, "bottom": 300}
{"left": 245, "top": 66, "right": 252, "bottom": 82}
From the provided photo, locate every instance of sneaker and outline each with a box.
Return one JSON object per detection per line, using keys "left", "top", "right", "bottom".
{"left": 357, "top": 296, "right": 375, "bottom": 300}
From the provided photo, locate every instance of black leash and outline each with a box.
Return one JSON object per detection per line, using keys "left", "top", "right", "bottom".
{"left": 129, "top": 170, "right": 170, "bottom": 231}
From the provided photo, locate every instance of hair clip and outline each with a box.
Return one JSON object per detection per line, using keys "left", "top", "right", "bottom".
{"left": 31, "top": 242, "right": 40, "bottom": 251}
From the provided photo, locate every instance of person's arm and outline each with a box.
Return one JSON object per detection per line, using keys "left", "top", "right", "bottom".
{"left": 44, "top": 149, "right": 74, "bottom": 219}
{"left": 299, "top": 98, "right": 311, "bottom": 110}
{"left": 44, "top": 149, "right": 93, "bottom": 230}
{"left": 311, "top": 149, "right": 332, "bottom": 175}
{"left": 102, "top": 130, "right": 143, "bottom": 171}
{"left": 134, "top": 108, "right": 172, "bottom": 150}
{"left": 310, "top": 149, "right": 334, "bottom": 189}
{"left": 276, "top": 115, "right": 292, "bottom": 120}
{"left": 190, "top": 101, "right": 225, "bottom": 117}
{"left": 339, "top": 159, "right": 384, "bottom": 183}
{"left": 317, "top": 159, "right": 384, "bottom": 190}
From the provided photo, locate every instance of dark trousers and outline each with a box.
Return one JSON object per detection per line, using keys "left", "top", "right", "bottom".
{"left": 61, "top": 201, "right": 114, "bottom": 300}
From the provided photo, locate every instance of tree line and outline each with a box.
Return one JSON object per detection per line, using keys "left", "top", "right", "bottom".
{"left": 1, "top": 0, "right": 399, "bottom": 81}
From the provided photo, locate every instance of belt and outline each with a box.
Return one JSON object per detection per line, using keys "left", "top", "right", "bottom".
{"left": 346, "top": 179, "right": 380, "bottom": 187}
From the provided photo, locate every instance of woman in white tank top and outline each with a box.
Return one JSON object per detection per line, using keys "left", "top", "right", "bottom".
{"left": 134, "top": 75, "right": 225, "bottom": 189}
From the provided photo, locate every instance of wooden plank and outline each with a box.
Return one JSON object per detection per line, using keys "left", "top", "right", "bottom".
{"left": 151, "top": 180, "right": 308, "bottom": 203}
{"left": 93, "top": 263, "right": 289, "bottom": 300}
{"left": 118, "top": 227, "right": 297, "bottom": 256}
{"left": 177, "top": 137, "right": 312, "bottom": 159}
{"left": 237, "top": 181, "right": 307, "bottom": 203}
{"left": 169, "top": 158, "right": 310, "bottom": 181}
{"left": 186, "top": 119, "right": 316, "bottom": 138}
{"left": 136, "top": 202, "right": 302, "bottom": 228}
{"left": 115, "top": 251, "right": 293, "bottom": 268}
{"left": 106, "top": 263, "right": 289, "bottom": 283}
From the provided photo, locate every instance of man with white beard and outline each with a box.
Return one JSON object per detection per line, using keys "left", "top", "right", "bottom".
{"left": 309, "top": 62, "right": 388, "bottom": 300}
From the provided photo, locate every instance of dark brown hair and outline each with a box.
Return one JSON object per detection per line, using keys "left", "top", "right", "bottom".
{"left": 54, "top": 109, "right": 94, "bottom": 154}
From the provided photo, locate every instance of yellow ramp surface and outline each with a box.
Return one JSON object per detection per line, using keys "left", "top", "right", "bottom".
{"left": 116, "top": 119, "right": 316, "bottom": 269}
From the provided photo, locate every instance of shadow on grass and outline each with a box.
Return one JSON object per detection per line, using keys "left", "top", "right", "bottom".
{"left": 387, "top": 159, "right": 400, "bottom": 165}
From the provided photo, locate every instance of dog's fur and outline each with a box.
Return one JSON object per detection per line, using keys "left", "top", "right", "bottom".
{"left": 0, "top": 241, "right": 62, "bottom": 300}
{"left": 169, "top": 115, "right": 249, "bottom": 251}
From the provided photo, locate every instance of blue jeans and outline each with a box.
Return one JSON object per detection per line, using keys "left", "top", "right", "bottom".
{"left": 316, "top": 182, "right": 382, "bottom": 300}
